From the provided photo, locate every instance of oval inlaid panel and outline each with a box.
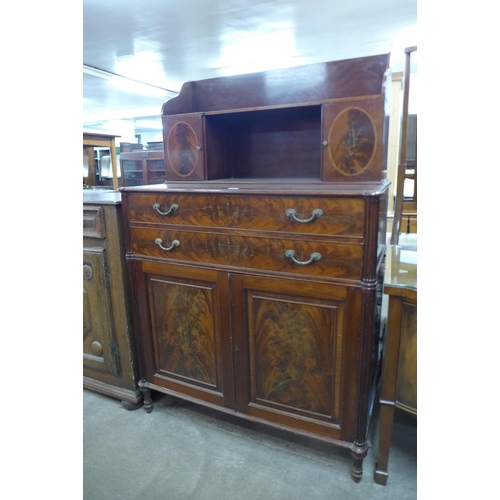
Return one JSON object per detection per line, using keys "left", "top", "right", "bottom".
{"left": 328, "top": 107, "right": 376, "bottom": 177}
{"left": 167, "top": 121, "right": 199, "bottom": 177}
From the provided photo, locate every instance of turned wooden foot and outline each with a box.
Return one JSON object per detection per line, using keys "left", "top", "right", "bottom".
{"left": 138, "top": 380, "right": 153, "bottom": 413}
{"left": 351, "top": 442, "right": 368, "bottom": 482}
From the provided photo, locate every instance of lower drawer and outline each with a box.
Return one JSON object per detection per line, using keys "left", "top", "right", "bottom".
{"left": 130, "top": 227, "right": 362, "bottom": 280}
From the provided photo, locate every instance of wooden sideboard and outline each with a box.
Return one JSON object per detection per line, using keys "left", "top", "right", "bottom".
{"left": 374, "top": 246, "right": 417, "bottom": 484}
{"left": 83, "top": 190, "right": 142, "bottom": 409}
{"left": 121, "top": 54, "right": 391, "bottom": 481}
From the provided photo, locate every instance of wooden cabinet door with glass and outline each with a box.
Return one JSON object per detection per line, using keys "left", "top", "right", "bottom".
{"left": 120, "top": 149, "right": 165, "bottom": 186}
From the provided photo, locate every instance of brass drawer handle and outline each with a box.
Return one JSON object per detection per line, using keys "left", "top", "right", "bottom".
{"left": 285, "top": 208, "right": 323, "bottom": 223}
{"left": 152, "top": 202, "right": 179, "bottom": 216}
{"left": 285, "top": 249, "right": 322, "bottom": 266}
{"left": 155, "top": 238, "right": 180, "bottom": 251}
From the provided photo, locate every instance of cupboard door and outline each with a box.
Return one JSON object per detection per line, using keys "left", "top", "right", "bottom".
{"left": 83, "top": 247, "right": 119, "bottom": 377}
{"left": 162, "top": 113, "right": 205, "bottom": 181}
{"left": 137, "top": 261, "right": 234, "bottom": 408}
{"left": 321, "top": 97, "right": 384, "bottom": 182}
{"left": 231, "top": 274, "right": 353, "bottom": 440}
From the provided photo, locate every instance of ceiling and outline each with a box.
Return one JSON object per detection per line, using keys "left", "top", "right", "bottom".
{"left": 83, "top": 0, "right": 417, "bottom": 136}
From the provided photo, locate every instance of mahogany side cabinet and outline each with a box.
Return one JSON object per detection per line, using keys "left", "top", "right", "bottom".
{"left": 83, "top": 190, "right": 143, "bottom": 409}
{"left": 121, "top": 54, "right": 391, "bottom": 481}
{"left": 374, "top": 246, "right": 417, "bottom": 484}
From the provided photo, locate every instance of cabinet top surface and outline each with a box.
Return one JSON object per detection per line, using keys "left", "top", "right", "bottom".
{"left": 384, "top": 246, "right": 417, "bottom": 293}
{"left": 120, "top": 179, "right": 390, "bottom": 197}
{"left": 83, "top": 189, "right": 121, "bottom": 205}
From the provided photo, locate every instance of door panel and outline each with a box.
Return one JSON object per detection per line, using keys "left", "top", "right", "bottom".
{"left": 149, "top": 277, "right": 218, "bottom": 387}
{"left": 232, "top": 274, "right": 349, "bottom": 439}
{"left": 83, "top": 247, "right": 119, "bottom": 377}
{"left": 162, "top": 113, "right": 205, "bottom": 181}
{"left": 140, "top": 261, "right": 234, "bottom": 408}
{"left": 321, "top": 97, "right": 384, "bottom": 182}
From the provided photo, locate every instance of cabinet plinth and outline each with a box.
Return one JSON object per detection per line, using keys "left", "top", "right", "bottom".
{"left": 122, "top": 53, "right": 391, "bottom": 481}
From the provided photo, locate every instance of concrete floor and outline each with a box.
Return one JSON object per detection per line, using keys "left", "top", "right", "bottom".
{"left": 83, "top": 388, "right": 416, "bottom": 500}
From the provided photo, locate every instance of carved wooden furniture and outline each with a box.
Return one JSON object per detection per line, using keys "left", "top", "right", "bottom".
{"left": 374, "top": 246, "right": 417, "bottom": 485}
{"left": 83, "top": 132, "right": 121, "bottom": 190}
{"left": 83, "top": 190, "right": 142, "bottom": 409}
{"left": 121, "top": 54, "right": 390, "bottom": 481}
{"left": 120, "top": 148, "right": 165, "bottom": 187}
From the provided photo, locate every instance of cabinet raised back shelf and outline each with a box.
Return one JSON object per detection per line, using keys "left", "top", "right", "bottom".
{"left": 121, "top": 53, "right": 391, "bottom": 482}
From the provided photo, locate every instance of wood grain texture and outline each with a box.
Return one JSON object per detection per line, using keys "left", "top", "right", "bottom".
{"left": 83, "top": 247, "right": 116, "bottom": 372}
{"left": 162, "top": 54, "right": 389, "bottom": 115}
{"left": 149, "top": 278, "right": 218, "bottom": 387}
{"left": 83, "top": 195, "right": 142, "bottom": 407}
{"left": 251, "top": 296, "right": 335, "bottom": 416}
{"left": 322, "top": 96, "right": 384, "bottom": 182}
{"left": 127, "top": 193, "right": 365, "bottom": 237}
{"left": 162, "top": 114, "right": 205, "bottom": 181}
{"left": 131, "top": 227, "right": 362, "bottom": 280}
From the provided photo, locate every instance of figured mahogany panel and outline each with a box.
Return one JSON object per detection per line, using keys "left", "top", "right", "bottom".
{"left": 147, "top": 275, "right": 219, "bottom": 389}
{"left": 126, "top": 193, "right": 365, "bottom": 237}
{"left": 131, "top": 227, "right": 362, "bottom": 280}
{"left": 231, "top": 275, "right": 349, "bottom": 438}
{"left": 252, "top": 297, "right": 336, "bottom": 416}
{"left": 322, "top": 96, "right": 385, "bottom": 182}
{"left": 137, "top": 262, "right": 234, "bottom": 408}
{"left": 162, "top": 114, "right": 205, "bottom": 181}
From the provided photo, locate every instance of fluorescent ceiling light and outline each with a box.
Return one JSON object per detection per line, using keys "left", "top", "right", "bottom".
{"left": 216, "top": 24, "right": 302, "bottom": 76}
{"left": 135, "top": 119, "right": 163, "bottom": 130}
{"left": 83, "top": 65, "right": 178, "bottom": 97}
{"left": 83, "top": 106, "right": 164, "bottom": 124}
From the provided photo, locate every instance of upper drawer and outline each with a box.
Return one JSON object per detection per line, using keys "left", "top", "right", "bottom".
{"left": 126, "top": 193, "right": 365, "bottom": 236}
{"left": 83, "top": 206, "right": 105, "bottom": 239}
